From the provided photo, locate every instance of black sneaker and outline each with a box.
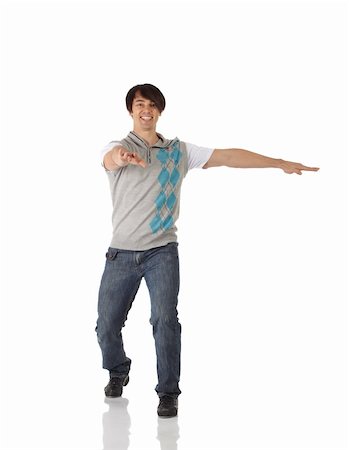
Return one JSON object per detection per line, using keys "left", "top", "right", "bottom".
{"left": 157, "top": 395, "right": 178, "bottom": 418}
{"left": 104, "top": 375, "right": 129, "bottom": 398}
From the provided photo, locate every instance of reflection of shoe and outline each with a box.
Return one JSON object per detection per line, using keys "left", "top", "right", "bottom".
{"left": 104, "top": 375, "right": 129, "bottom": 398}
{"left": 157, "top": 395, "right": 178, "bottom": 418}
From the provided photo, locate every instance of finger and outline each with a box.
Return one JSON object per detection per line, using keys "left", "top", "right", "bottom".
{"left": 138, "top": 159, "right": 147, "bottom": 168}
{"left": 129, "top": 154, "right": 147, "bottom": 168}
{"left": 126, "top": 153, "right": 135, "bottom": 163}
{"left": 135, "top": 156, "right": 147, "bottom": 168}
{"left": 129, "top": 157, "right": 147, "bottom": 168}
{"left": 301, "top": 166, "right": 320, "bottom": 171}
{"left": 120, "top": 151, "right": 131, "bottom": 161}
{"left": 285, "top": 168, "right": 301, "bottom": 175}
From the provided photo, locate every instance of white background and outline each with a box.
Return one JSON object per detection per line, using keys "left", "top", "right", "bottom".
{"left": 1, "top": 0, "right": 348, "bottom": 449}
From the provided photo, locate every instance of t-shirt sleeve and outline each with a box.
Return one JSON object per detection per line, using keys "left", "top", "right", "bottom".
{"left": 100, "top": 141, "right": 122, "bottom": 169}
{"left": 184, "top": 142, "right": 215, "bottom": 170}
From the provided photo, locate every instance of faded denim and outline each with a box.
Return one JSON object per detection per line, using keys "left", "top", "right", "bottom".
{"left": 95, "top": 242, "right": 181, "bottom": 397}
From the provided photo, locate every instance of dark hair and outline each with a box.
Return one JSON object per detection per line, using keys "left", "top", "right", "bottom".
{"left": 125, "top": 84, "right": 166, "bottom": 113}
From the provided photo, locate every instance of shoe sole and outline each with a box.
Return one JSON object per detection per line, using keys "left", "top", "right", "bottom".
{"left": 157, "top": 411, "right": 178, "bottom": 418}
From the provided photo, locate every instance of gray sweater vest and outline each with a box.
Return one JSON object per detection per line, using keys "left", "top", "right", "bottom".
{"left": 105, "top": 131, "right": 189, "bottom": 250}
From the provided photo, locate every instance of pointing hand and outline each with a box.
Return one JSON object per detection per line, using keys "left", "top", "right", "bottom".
{"left": 279, "top": 160, "right": 319, "bottom": 175}
{"left": 114, "top": 146, "right": 147, "bottom": 168}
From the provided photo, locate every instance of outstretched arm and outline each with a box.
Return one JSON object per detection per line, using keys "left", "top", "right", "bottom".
{"left": 203, "top": 148, "right": 319, "bottom": 175}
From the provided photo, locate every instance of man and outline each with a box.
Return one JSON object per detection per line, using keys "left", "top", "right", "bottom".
{"left": 96, "top": 83, "right": 319, "bottom": 418}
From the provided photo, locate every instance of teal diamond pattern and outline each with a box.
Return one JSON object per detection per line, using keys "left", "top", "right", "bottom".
{"left": 150, "top": 214, "right": 162, "bottom": 233}
{"left": 170, "top": 168, "right": 180, "bottom": 186}
{"left": 166, "top": 192, "right": 176, "bottom": 210}
{"left": 163, "top": 215, "right": 174, "bottom": 230}
{"left": 155, "top": 191, "right": 166, "bottom": 210}
{"left": 150, "top": 141, "right": 182, "bottom": 234}
{"left": 158, "top": 168, "right": 170, "bottom": 187}
{"left": 157, "top": 148, "right": 170, "bottom": 164}
{"left": 171, "top": 148, "right": 181, "bottom": 165}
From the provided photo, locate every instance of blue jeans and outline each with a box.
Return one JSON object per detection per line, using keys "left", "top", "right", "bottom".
{"left": 95, "top": 242, "right": 181, "bottom": 397}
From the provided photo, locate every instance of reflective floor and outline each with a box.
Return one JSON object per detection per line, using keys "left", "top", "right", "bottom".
{"left": 4, "top": 363, "right": 347, "bottom": 450}
{"left": 102, "top": 397, "right": 179, "bottom": 450}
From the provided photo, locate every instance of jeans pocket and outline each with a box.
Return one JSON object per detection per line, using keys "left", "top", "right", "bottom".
{"left": 106, "top": 248, "right": 118, "bottom": 261}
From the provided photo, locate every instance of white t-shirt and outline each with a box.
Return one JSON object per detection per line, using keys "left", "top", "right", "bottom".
{"left": 100, "top": 140, "right": 214, "bottom": 170}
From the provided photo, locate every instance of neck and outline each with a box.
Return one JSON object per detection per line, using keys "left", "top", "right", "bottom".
{"left": 132, "top": 128, "right": 159, "bottom": 146}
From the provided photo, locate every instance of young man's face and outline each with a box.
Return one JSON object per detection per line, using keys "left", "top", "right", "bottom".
{"left": 130, "top": 91, "right": 161, "bottom": 133}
